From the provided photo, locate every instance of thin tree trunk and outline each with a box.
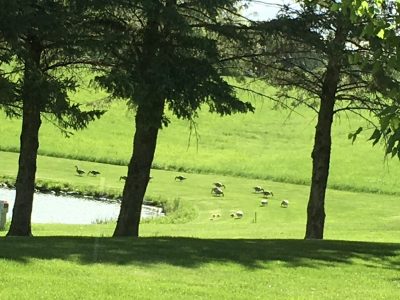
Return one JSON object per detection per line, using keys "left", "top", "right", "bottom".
{"left": 113, "top": 98, "right": 164, "bottom": 237}
{"left": 305, "top": 26, "right": 347, "bottom": 240}
{"left": 7, "top": 98, "right": 41, "bottom": 236}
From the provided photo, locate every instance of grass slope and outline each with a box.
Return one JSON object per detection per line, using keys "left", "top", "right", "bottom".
{"left": 0, "top": 237, "right": 399, "bottom": 299}
{"left": 0, "top": 96, "right": 397, "bottom": 195}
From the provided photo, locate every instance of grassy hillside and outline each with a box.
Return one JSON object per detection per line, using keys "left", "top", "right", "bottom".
{"left": 0, "top": 85, "right": 397, "bottom": 195}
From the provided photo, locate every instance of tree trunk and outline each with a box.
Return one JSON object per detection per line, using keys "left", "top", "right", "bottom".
{"left": 113, "top": 98, "right": 164, "bottom": 237}
{"left": 304, "top": 90, "right": 336, "bottom": 239}
{"left": 305, "top": 27, "right": 346, "bottom": 240}
{"left": 7, "top": 97, "right": 41, "bottom": 236}
{"left": 7, "top": 39, "right": 42, "bottom": 237}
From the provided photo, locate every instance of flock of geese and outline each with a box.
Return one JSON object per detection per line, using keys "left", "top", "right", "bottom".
{"left": 75, "top": 166, "right": 152, "bottom": 181}
{"left": 74, "top": 167, "right": 289, "bottom": 214}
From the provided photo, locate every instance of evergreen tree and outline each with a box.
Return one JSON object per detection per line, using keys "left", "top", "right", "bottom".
{"left": 88, "top": 0, "right": 254, "bottom": 236}
{"left": 0, "top": 0, "right": 104, "bottom": 236}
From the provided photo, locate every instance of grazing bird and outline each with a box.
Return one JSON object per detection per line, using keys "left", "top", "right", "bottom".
{"left": 281, "top": 200, "right": 289, "bottom": 208}
{"left": 261, "top": 199, "right": 268, "bottom": 206}
{"left": 75, "top": 165, "right": 85, "bottom": 176}
{"left": 213, "top": 182, "right": 226, "bottom": 189}
{"left": 87, "top": 170, "right": 100, "bottom": 176}
{"left": 253, "top": 186, "right": 264, "bottom": 193}
{"left": 211, "top": 187, "right": 224, "bottom": 197}
{"left": 231, "top": 210, "right": 244, "bottom": 219}
{"left": 262, "top": 190, "right": 274, "bottom": 198}
{"left": 175, "top": 175, "right": 187, "bottom": 181}
{"left": 119, "top": 175, "right": 152, "bottom": 182}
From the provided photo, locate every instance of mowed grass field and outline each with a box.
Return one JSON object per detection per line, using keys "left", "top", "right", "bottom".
{"left": 1, "top": 152, "right": 400, "bottom": 298}
{"left": 1, "top": 151, "right": 400, "bottom": 241}
{"left": 1, "top": 82, "right": 400, "bottom": 299}
{"left": 0, "top": 86, "right": 398, "bottom": 195}
{"left": 0, "top": 236, "right": 399, "bottom": 299}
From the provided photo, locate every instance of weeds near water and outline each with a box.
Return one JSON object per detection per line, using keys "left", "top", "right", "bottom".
{"left": 142, "top": 197, "right": 197, "bottom": 224}
{"left": 92, "top": 217, "right": 117, "bottom": 225}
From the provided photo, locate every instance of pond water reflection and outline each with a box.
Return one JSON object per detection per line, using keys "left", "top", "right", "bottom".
{"left": 0, "top": 188, "right": 161, "bottom": 224}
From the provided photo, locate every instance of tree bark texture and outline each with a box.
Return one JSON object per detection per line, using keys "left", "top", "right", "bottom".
{"left": 113, "top": 98, "right": 164, "bottom": 237}
{"left": 304, "top": 86, "right": 336, "bottom": 239}
{"left": 7, "top": 39, "right": 42, "bottom": 236}
{"left": 7, "top": 88, "right": 42, "bottom": 236}
{"left": 305, "top": 26, "right": 347, "bottom": 239}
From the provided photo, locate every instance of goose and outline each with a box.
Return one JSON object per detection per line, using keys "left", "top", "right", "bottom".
{"left": 253, "top": 186, "right": 264, "bottom": 193}
{"left": 281, "top": 200, "right": 289, "bottom": 208}
{"left": 231, "top": 210, "right": 243, "bottom": 218}
{"left": 211, "top": 187, "right": 224, "bottom": 197}
{"left": 175, "top": 175, "right": 187, "bottom": 181}
{"left": 213, "top": 182, "right": 226, "bottom": 189}
{"left": 75, "top": 166, "right": 85, "bottom": 176}
{"left": 87, "top": 170, "right": 100, "bottom": 176}
{"left": 262, "top": 190, "right": 274, "bottom": 198}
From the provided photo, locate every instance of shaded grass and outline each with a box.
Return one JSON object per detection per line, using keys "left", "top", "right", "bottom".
{"left": 0, "top": 237, "right": 399, "bottom": 299}
{"left": 1, "top": 237, "right": 399, "bottom": 269}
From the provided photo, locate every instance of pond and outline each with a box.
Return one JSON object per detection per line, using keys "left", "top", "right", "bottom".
{"left": 0, "top": 188, "right": 163, "bottom": 224}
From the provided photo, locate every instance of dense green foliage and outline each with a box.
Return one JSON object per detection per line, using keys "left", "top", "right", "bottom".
{"left": 0, "top": 0, "right": 104, "bottom": 125}
{"left": 337, "top": 0, "right": 400, "bottom": 158}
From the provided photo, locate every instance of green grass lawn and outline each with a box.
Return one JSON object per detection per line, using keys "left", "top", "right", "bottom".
{"left": 0, "top": 237, "right": 399, "bottom": 299}
{"left": 1, "top": 80, "right": 400, "bottom": 298}
{"left": 1, "top": 151, "right": 399, "bottom": 242}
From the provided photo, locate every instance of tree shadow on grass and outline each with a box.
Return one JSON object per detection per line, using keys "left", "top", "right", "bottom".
{"left": 0, "top": 237, "right": 399, "bottom": 270}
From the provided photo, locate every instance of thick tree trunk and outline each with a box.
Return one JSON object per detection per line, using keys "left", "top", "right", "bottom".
{"left": 113, "top": 98, "right": 164, "bottom": 237}
{"left": 305, "top": 27, "right": 346, "bottom": 240}
{"left": 7, "top": 39, "right": 42, "bottom": 237}
{"left": 304, "top": 91, "right": 335, "bottom": 239}
{"left": 7, "top": 99, "right": 41, "bottom": 236}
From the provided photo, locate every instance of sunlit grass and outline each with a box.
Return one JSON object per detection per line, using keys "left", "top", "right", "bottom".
{"left": 1, "top": 151, "right": 399, "bottom": 242}
{"left": 0, "top": 80, "right": 396, "bottom": 196}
